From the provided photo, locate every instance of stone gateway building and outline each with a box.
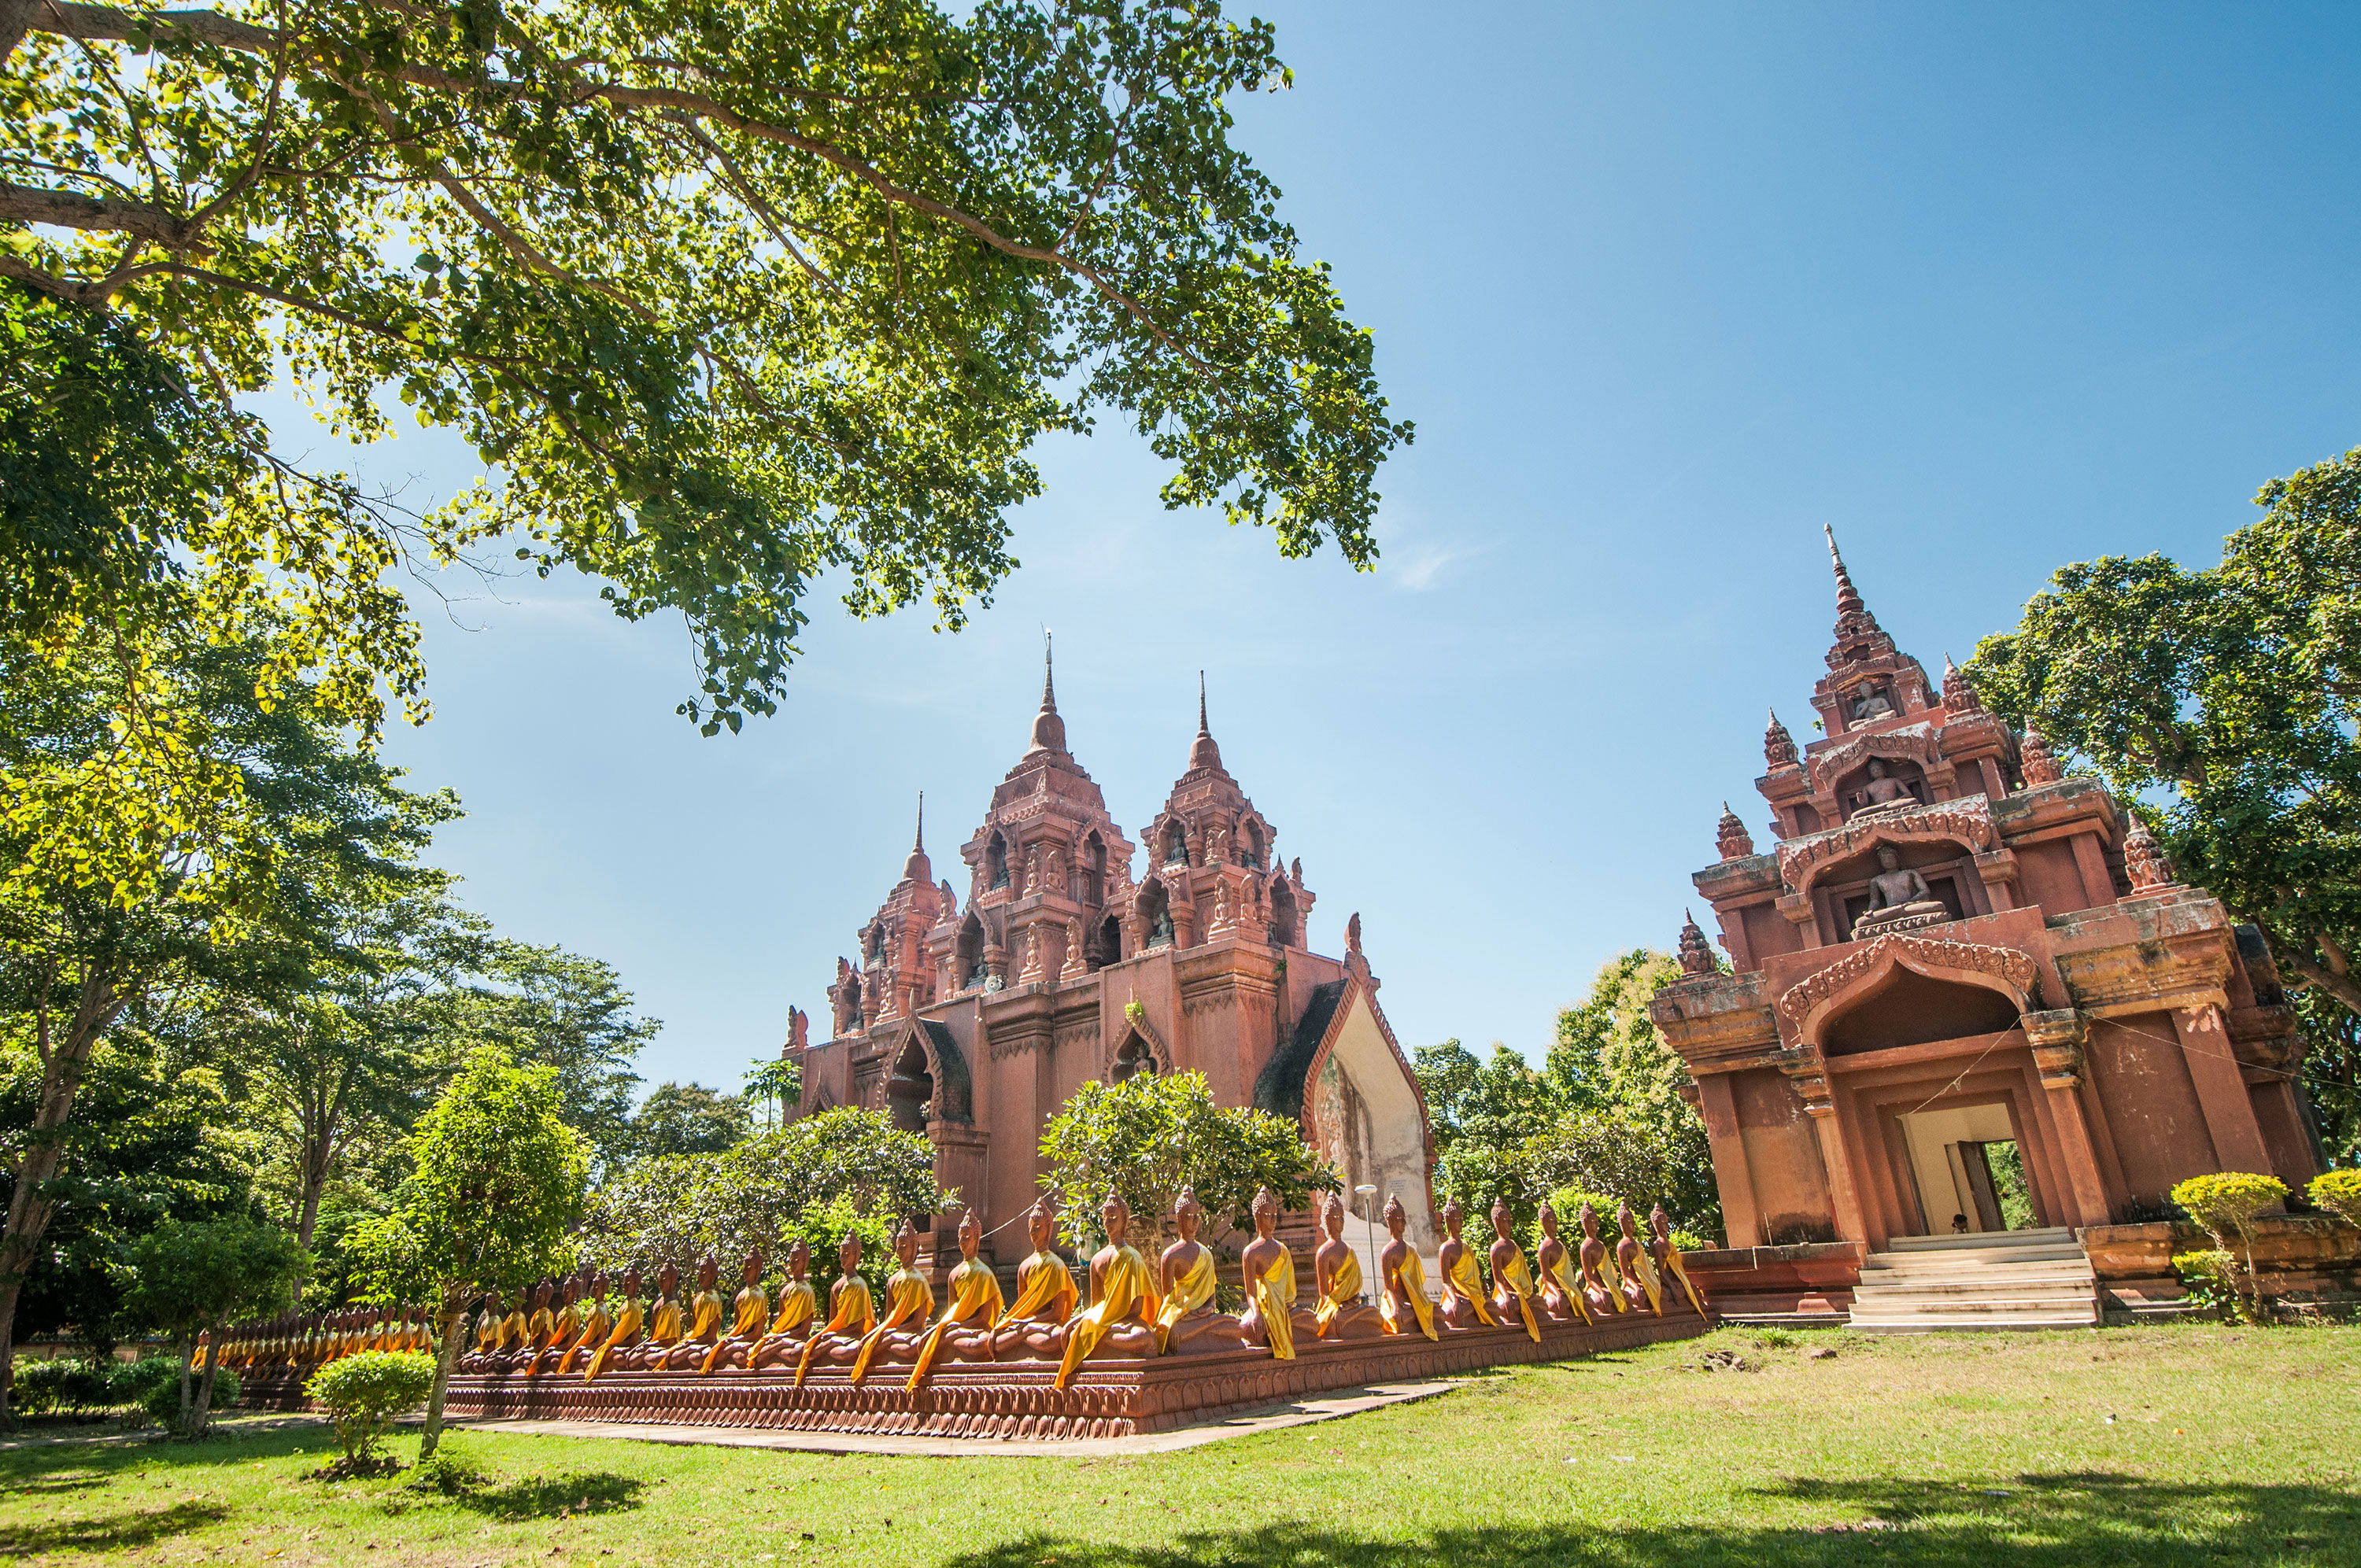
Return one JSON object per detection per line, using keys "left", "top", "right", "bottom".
{"left": 1653, "top": 534, "right": 2325, "bottom": 1325}
{"left": 788, "top": 659, "right": 1439, "bottom": 1264}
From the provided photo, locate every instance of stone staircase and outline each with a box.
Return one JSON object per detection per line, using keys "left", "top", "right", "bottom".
{"left": 1847, "top": 1227, "right": 2100, "bottom": 1332}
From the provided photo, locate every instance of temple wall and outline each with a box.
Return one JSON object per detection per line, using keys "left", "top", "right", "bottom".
{"left": 2011, "top": 838, "right": 2089, "bottom": 915}
{"left": 1729, "top": 1068, "right": 1835, "bottom": 1245}
{"left": 2249, "top": 1079, "right": 2319, "bottom": 1188}
{"left": 1740, "top": 902, "right": 1803, "bottom": 963}
{"left": 2085, "top": 1011, "right": 2215, "bottom": 1208}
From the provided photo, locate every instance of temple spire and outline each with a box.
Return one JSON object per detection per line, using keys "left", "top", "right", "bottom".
{"left": 1188, "top": 670, "right": 1223, "bottom": 771}
{"left": 1826, "top": 524, "right": 1871, "bottom": 623}
{"left": 902, "top": 791, "right": 930, "bottom": 882}
{"left": 1025, "top": 631, "right": 1067, "bottom": 755}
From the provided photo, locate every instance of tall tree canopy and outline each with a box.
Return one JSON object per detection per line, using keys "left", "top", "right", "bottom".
{"left": 1968, "top": 446, "right": 2361, "bottom": 1149}
{"left": 3, "top": 0, "right": 1408, "bottom": 735}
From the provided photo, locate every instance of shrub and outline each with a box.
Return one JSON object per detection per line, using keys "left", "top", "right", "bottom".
{"left": 2309, "top": 1169, "right": 2361, "bottom": 1228}
{"left": 109, "top": 1356, "right": 180, "bottom": 1406}
{"left": 307, "top": 1351, "right": 436, "bottom": 1470}
{"left": 2171, "top": 1173, "right": 2289, "bottom": 1322}
{"left": 143, "top": 1369, "right": 235, "bottom": 1427}
{"left": 2171, "top": 1249, "right": 2237, "bottom": 1315}
{"left": 11, "top": 1360, "right": 109, "bottom": 1416}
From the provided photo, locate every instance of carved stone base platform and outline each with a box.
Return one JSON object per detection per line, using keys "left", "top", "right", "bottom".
{"left": 238, "top": 1311, "right": 1708, "bottom": 1441}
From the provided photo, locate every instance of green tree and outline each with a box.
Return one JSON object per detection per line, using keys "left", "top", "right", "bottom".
{"left": 630, "top": 1082, "right": 752, "bottom": 1159}
{"left": 1546, "top": 950, "right": 1719, "bottom": 1238}
{"left": 4, "top": 0, "right": 1409, "bottom": 739}
{"left": 742, "top": 1052, "right": 801, "bottom": 1132}
{"left": 116, "top": 1215, "right": 307, "bottom": 1436}
{"left": 579, "top": 1106, "right": 940, "bottom": 1284}
{"left": 348, "top": 1047, "right": 586, "bottom": 1457}
{"left": 0, "top": 630, "right": 444, "bottom": 1423}
{"left": 1968, "top": 446, "right": 2361, "bottom": 1145}
{"left": 1036, "top": 1070, "right": 1332, "bottom": 1249}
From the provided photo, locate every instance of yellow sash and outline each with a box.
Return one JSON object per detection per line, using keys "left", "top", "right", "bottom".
{"left": 1314, "top": 1249, "right": 1365, "bottom": 1337}
{"left": 1055, "top": 1245, "right": 1158, "bottom": 1389}
{"left": 700, "top": 1284, "right": 773, "bottom": 1374}
{"left": 1495, "top": 1249, "right": 1543, "bottom": 1342}
{"left": 645, "top": 1297, "right": 685, "bottom": 1348}
{"left": 1443, "top": 1247, "right": 1500, "bottom": 1326}
{"left": 1624, "top": 1245, "right": 1665, "bottom": 1315}
{"left": 560, "top": 1304, "right": 611, "bottom": 1367}
{"left": 474, "top": 1313, "right": 504, "bottom": 1354}
{"left": 761, "top": 1280, "right": 818, "bottom": 1341}
{"left": 909, "top": 1259, "right": 1005, "bottom": 1389}
{"left": 684, "top": 1289, "right": 725, "bottom": 1343}
{"left": 1541, "top": 1248, "right": 1594, "bottom": 1324}
{"left": 852, "top": 1271, "right": 936, "bottom": 1385}
{"left": 795, "top": 1278, "right": 874, "bottom": 1385}
{"left": 524, "top": 1305, "right": 575, "bottom": 1374}
{"left": 1661, "top": 1249, "right": 1708, "bottom": 1315}
{"left": 1153, "top": 1247, "right": 1217, "bottom": 1353}
{"left": 1591, "top": 1245, "right": 1630, "bottom": 1312}
{"left": 583, "top": 1299, "right": 644, "bottom": 1382}
{"left": 1251, "top": 1249, "right": 1298, "bottom": 1360}
{"left": 993, "top": 1251, "right": 1078, "bottom": 1330}
{"left": 500, "top": 1310, "right": 530, "bottom": 1352}
{"left": 1380, "top": 1247, "right": 1439, "bottom": 1341}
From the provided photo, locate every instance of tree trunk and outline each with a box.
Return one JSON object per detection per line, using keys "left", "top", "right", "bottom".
{"left": 419, "top": 1307, "right": 465, "bottom": 1459}
{"left": 176, "top": 1334, "right": 194, "bottom": 1434}
{"left": 296, "top": 1179, "right": 325, "bottom": 1256}
{"left": 190, "top": 1320, "right": 221, "bottom": 1437}
{"left": 0, "top": 976, "right": 127, "bottom": 1428}
{"left": 0, "top": 0, "right": 38, "bottom": 63}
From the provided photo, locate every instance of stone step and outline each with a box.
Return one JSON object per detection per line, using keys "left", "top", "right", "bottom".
{"left": 1854, "top": 1291, "right": 2101, "bottom": 1315}
{"left": 1865, "top": 1245, "right": 2089, "bottom": 1269}
{"left": 1850, "top": 1313, "right": 2100, "bottom": 1334}
{"left": 1858, "top": 1264, "right": 2096, "bottom": 1289}
{"left": 1883, "top": 1227, "right": 2076, "bottom": 1253}
{"left": 1857, "top": 1278, "right": 2096, "bottom": 1302}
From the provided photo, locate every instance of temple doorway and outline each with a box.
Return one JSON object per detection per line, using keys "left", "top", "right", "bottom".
{"left": 1896, "top": 1103, "right": 2040, "bottom": 1236}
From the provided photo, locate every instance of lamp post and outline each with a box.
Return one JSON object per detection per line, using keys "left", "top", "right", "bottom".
{"left": 1354, "top": 1183, "right": 1380, "bottom": 1301}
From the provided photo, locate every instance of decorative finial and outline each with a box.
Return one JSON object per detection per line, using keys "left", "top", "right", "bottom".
{"left": 1043, "top": 628, "right": 1055, "bottom": 708}
{"left": 2019, "top": 725, "right": 2063, "bottom": 787}
{"left": 1025, "top": 631, "right": 1067, "bottom": 754}
{"left": 1188, "top": 671, "right": 1223, "bottom": 771}
{"left": 914, "top": 791, "right": 925, "bottom": 853}
{"left": 1677, "top": 910, "right": 1718, "bottom": 976}
{"left": 1199, "top": 671, "right": 1208, "bottom": 735}
{"left": 1346, "top": 911, "right": 1363, "bottom": 957}
{"left": 1716, "top": 802, "right": 1755, "bottom": 861}
{"left": 1826, "top": 524, "right": 1865, "bottom": 618}
{"left": 1764, "top": 708, "right": 1799, "bottom": 770}
{"left": 1941, "top": 655, "right": 1983, "bottom": 715}
{"left": 2123, "top": 815, "right": 2177, "bottom": 893}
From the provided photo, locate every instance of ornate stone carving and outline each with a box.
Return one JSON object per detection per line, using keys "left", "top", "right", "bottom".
{"left": 1764, "top": 709, "right": 1799, "bottom": 770}
{"left": 1716, "top": 803, "right": 1754, "bottom": 860}
{"left": 2123, "top": 817, "right": 2177, "bottom": 893}
{"left": 1806, "top": 723, "right": 1940, "bottom": 802}
{"left": 1677, "top": 911, "right": 1717, "bottom": 976}
{"left": 1941, "top": 655, "right": 1983, "bottom": 715}
{"left": 2020, "top": 726, "right": 2064, "bottom": 787}
{"left": 1775, "top": 796, "right": 1997, "bottom": 897}
{"left": 1060, "top": 916, "right": 1086, "bottom": 980}
{"left": 1776, "top": 931, "right": 2037, "bottom": 1031}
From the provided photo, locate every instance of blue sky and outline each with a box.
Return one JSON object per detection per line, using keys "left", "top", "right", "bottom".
{"left": 264, "top": 2, "right": 2361, "bottom": 1094}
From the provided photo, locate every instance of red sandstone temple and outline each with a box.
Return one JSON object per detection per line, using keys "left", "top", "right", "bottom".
{"left": 1652, "top": 532, "right": 2323, "bottom": 1325}
{"left": 789, "top": 657, "right": 1439, "bottom": 1260}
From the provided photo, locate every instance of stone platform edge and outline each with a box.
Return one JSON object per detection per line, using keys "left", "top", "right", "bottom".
{"left": 238, "top": 1311, "right": 1707, "bottom": 1441}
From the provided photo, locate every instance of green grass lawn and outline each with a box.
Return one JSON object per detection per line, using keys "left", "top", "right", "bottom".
{"left": 3, "top": 1323, "right": 2355, "bottom": 1567}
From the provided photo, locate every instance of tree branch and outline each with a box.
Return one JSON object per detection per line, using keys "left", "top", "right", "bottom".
{"left": 0, "top": 180, "right": 194, "bottom": 245}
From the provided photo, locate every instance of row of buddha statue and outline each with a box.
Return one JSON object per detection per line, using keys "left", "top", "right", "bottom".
{"left": 443, "top": 1188, "right": 1705, "bottom": 1393}
{"left": 199, "top": 1308, "right": 434, "bottom": 1371}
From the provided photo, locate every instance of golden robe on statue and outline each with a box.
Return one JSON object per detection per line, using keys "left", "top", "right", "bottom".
{"left": 1314, "top": 1249, "right": 1366, "bottom": 1338}
{"left": 1055, "top": 1245, "right": 1158, "bottom": 1389}
{"left": 1251, "top": 1250, "right": 1299, "bottom": 1360}
{"left": 582, "top": 1297, "right": 643, "bottom": 1382}
{"left": 700, "top": 1281, "right": 771, "bottom": 1374}
{"left": 909, "top": 1257, "right": 1005, "bottom": 1389}
{"left": 1494, "top": 1249, "right": 1543, "bottom": 1342}
{"left": 1624, "top": 1245, "right": 1665, "bottom": 1315}
{"left": 1152, "top": 1247, "right": 1217, "bottom": 1354}
{"left": 1542, "top": 1249, "right": 1594, "bottom": 1325}
{"left": 795, "top": 1276, "right": 874, "bottom": 1386}
{"left": 997, "top": 1249, "right": 1079, "bottom": 1328}
{"left": 1443, "top": 1249, "right": 1501, "bottom": 1327}
{"left": 758, "top": 1279, "right": 818, "bottom": 1343}
{"left": 851, "top": 1267, "right": 934, "bottom": 1385}
{"left": 1380, "top": 1249, "right": 1439, "bottom": 1341}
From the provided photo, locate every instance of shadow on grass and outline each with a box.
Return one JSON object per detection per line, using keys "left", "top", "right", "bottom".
{"left": 0, "top": 1500, "right": 230, "bottom": 1556}
{"left": 936, "top": 1475, "right": 2359, "bottom": 1567}
{"left": 449, "top": 1470, "right": 645, "bottom": 1521}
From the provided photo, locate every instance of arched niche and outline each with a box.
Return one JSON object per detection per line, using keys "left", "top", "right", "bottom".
{"left": 1136, "top": 878, "right": 1173, "bottom": 950}
{"left": 1816, "top": 836, "right": 1984, "bottom": 940}
{"left": 1821, "top": 968, "right": 2022, "bottom": 1055}
{"left": 1161, "top": 817, "right": 1191, "bottom": 867}
{"left": 1267, "top": 876, "right": 1299, "bottom": 948}
{"left": 1089, "top": 909, "right": 1122, "bottom": 971}
{"left": 1109, "top": 1028, "right": 1161, "bottom": 1083}
{"left": 1083, "top": 832, "right": 1107, "bottom": 907}
{"left": 876, "top": 1022, "right": 974, "bottom": 1126}
{"left": 955, "top": 912, "right": 987, "bottom": 988}
{"left": 1834, "top": 756, "right": 1929, "bottom": 819}
{"left": 987, "top": 832, "right": 1011, "bottom": 890}
{"left": 885, "top": 1035, "right": 933, "bottom": 1133}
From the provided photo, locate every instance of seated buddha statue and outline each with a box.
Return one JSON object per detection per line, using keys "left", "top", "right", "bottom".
{"left": 526, "top": 1276, "right": 583, "bottom": 1374}
{"left": 1533, "top": 1205, "right": 1591, "bottom": 1324}
{"left": 1312, "top": 1192, "right": 1386, "bottom": 1341}
{"left": 851, "top": 1222, "right": 937, "bottom": 1384}
{"left": 1237, "top": 1186, "right": 1317, "bottom": 1358}
{"left": 1435, "top": 1200, "right": 1502, "bottom": 1331}
{"left": 1649, "top": 1205, "right": 1710, "bottom": 1316}
{"left": 699, "top": 1252, "right": 771, "bottom": 1374}
{"left": 584, "top": 1268, "right": 645, "bottom": 1380}
{"left": 1485, "top": 1198, "right": 1543, "bottom": 1342}
{"left": 795, "top": 1233, "right": 877, "bottom": 1385}
{"left": 662, "top": 1254, "right": 730, "bottom": 1371}
{"left": 908, "top": 1207, "right": 1004, "bottom": 1388}
{"left": 625, "top": 1262, "right": 687, "bottom": 1371}
{"left": 1850, "top": 844, "right": 1951, "bottom": 939}
{"left": 554, "top": 1272, "right": 611, "bottom": 1374}
{"left": 746, "top": 1242, "right": 820, "bottom": 1373}
{"left": 991, "top": 1198, "right": 1079, "bottom": 1360}
{"left": 1375, "top": 1193, "right": 1438, "bottom": 1340}
{"left": 1054, "top": 1193, "right": 1162, "bottom": 1388}
{"left": 1155, "top": 1187, "right": 1249, "bottom": 1356}
{"left": 493, "top": 1283, "right": 547, "bottom": 1374}
{"left": 1576, "top": 1205, "right": 1628, "bottom": 1317}
{"left": 1614, "top": 1202, "right": 1665, "bottom": 1315}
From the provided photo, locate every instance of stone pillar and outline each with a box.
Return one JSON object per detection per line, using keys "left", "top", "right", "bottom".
{"left": 1785, "top": 1057, "right": 1865, "bottom": 1245}
{"left": 1975, "top": 849, "right": 2019, "bottom": 914}
{"left": 928, "top": 1121, "right": 991, "bottom": 1241}
{"left": 2172, "top": 1003, "right": 2277, "bottom": 1174}
{"left": 1694, "top": 1073, "right": 1762, "bottom": 1249}
{"left": 2023, "top": 1008, "right": 2112, "bottom": 1227}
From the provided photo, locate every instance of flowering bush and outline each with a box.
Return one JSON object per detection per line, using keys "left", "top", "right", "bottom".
{"left": 2308, "top": 1169, "right": 2361, "bottom": 1228}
